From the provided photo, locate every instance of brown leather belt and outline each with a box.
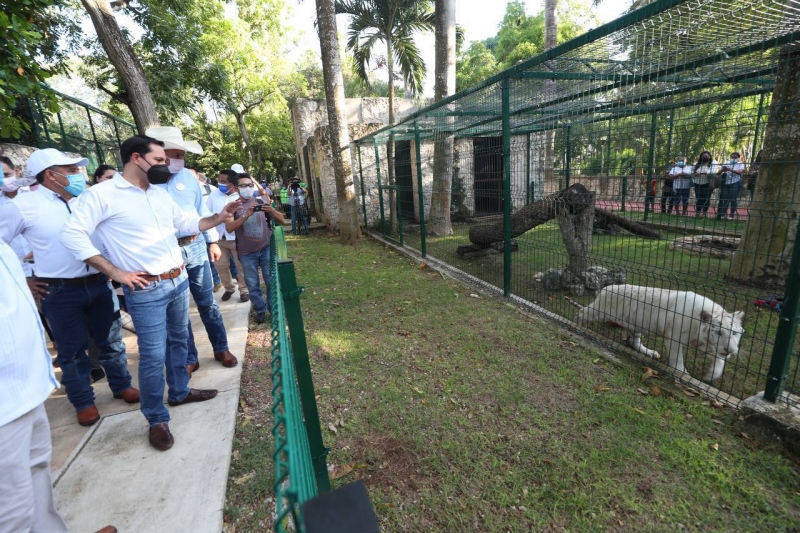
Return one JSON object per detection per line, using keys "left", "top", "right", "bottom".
{"left": 177, "top": 235, "right": 198, "bottom": 247}
{"left": 142, "top": 265, "right": 185, "bottom": 282}
{"left": 36, "top": 273, "right": 107, "bottom": 286}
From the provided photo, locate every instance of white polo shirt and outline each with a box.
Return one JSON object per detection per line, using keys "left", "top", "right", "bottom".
{"left": 0, "top": 239, "right": 59, "bottom": 427}
{"left": 206, "top": 188, "right": 239, "bottom": 240}
{"left": 61, "top": 173, "right": 201, "bottom": 275}
{"left": 0, "top": 187, "right": 100, "bottom": 279}
{"left": 723, "top": 162, "right": 746, "bottom": 185}
{"left": 668, "top": 165, "right": 693, "bottom": 190}
{"left": 0, "top": 192, "right": 33, "bottom": 277}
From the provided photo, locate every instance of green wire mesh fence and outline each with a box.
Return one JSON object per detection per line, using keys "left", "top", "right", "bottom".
{"left": 355, "top": 0, "right": 800, "bottom": 407}
{"left": 2, "top": 87, "right": 136, "bottom": 175}
{"left": 270, "top": 227, "right": 330, "bottom": 532}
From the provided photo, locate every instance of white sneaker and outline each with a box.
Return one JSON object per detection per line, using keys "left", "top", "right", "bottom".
{"left": 726, "top": 216, "right": 734, "bottom": 221}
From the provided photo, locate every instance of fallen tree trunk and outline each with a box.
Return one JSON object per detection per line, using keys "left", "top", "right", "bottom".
{"left": 468, "top": 184, "right": 660, "bottom": 246}
{"left": 468, "top": 184, "right": 593, "bottom": 246}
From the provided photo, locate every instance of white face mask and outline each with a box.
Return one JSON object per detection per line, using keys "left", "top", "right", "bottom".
{"left": 0, "top": 176, "right": 18, "bottom": 193}
{"left": 168, "top": 158, "right": 185, "bottom": 175}
{"left": 239, "top": 187, "right": 254, "bottom": 199}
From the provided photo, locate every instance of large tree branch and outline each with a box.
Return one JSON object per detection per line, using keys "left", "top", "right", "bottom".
{"left": 98, "top": 83, "right": 130, "bottom": 106}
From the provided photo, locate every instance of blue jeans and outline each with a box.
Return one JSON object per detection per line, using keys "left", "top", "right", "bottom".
{"left": 179, "top": 237, "right": 229, "bottom": 365}
{"left": 290, "top": 204, "right": 308, "bottom": 235}
{"left": 40, "top": 279, "right": 132, "bottom": 411}
{"left": 239, "top": 245, "right": 271, "bottom": 315}
{"left": 669, "top": 188, "right": 690, "bottom": 212}
{"left": 208, "top": 243, "right": 221, "bottom": 285}
{"left": 123, "top": 273, "right": 191, "bottom": 426}
{"left": 717, "top": 181, "right": 742, "bottom": 218}
{"left": 229, "top": 254, "right": 239, "bottom": 278}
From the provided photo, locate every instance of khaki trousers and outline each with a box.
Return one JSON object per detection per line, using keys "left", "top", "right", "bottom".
{"left": 218, "top": 237, "right": 248, "bottom": 295}
{"left": 0, "top": 403, "right": 68, "bottom": 532}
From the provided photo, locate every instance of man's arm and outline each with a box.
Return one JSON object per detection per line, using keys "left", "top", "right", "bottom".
{"left": 267, "top": 204, "right": 286, "bottom": 225}
{"left": 199, "top": 200, "right": 240, "bottom": 232}
{"left": 0, "top": 203, "right": 26, "bottom": 245}
{"left": 85, "top": 255, "right": 152, "bottom": 290}
{"left": 226, "top": 204, "right": 255, "bottom": 233}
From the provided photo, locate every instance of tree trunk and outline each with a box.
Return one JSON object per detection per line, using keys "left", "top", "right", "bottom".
{"left": 232, "top": 106, "right": 262, "bottom": 179}
{"left": 730, "top": 47, "right": 800, "bottom": 288}
{"left": 80, "top": 0, "right": 159, "bottom": 134}
{"left": 315, "top": 0, "right": 362, "bottom": 244}
{"left": 386, "top": 36, "right": 398, "bottom": 234}
{"left": 543, "top": 0, "right": 557, "bottom": 183}
{"left": 469, "top": 183, "right": 592, "bottom": 246}
{"left": 428, "top": 0, "right": 456, "bottom": 236}
{"left": 557, "top": 192, "right": 595, "bottom": 276}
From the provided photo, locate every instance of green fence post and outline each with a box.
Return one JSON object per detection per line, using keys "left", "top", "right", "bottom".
{"left": 414, "top": 121, "right": 427, "bottom": 257}
{"left": 621, "top": 175, "right": 628, "bottom": 212}
{"left": 374, "top": 139, "right": 387, "bottom": 237}
{"left": 525, "top": 133, "right": 531, "bottom": 204}
{"left": 56, "top": 112, "right": 67, "bottom": 151}
{"left": 764, "top": 218, "right": 800, "bottom": 402}
{"left": 502, "top": 76, "right": 512, "bottom": 298}
{"left": 34, "top": 97, "right": 52, "bottom": 145}
{"left": 565, "top": 126, "right": 572, "bottom": 189}
{"left": 85, "top": 107, "right": 104, "bottom": 165}
{"left": 26, "top": 99, "right": 43, "bottom": 148}
{"left": 752, "top": 93, "right": 766, "bottom": 158}
{"left": 605, "top": 119, "right": 612, "bottom": 176}
{"left": 357, "top": 144, "right": 368, "bottom": 227}
{"left": 278, "top": 256, "right": 332, "bottom": 493}
{"left": 644, "top": 110, "right": 658, "bottom": 222}
{"left": 397, "top": 182, "right": 404, "bottom": 247}
{"left": 665, "top": 110, "right": 675, "bottom": 159}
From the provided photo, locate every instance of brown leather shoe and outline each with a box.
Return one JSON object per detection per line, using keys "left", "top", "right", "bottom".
{"left": 113, "top": 387, "right": 140, "bottom": 403}
{"left": 168, "top": 388, "right": 218, "bottom": 406}
{"left": 149, "top": 423, "right": 174, "bottom": 451}
{"left": 214, "top": 350, "right": 238, "bottom": 368}
{"left": 186, "top": 361, "right": 199, "bottom": 377}
{"left": 77, "top": 405, "right": 100, "bottom": 427}
{"left": 95, "top": 526, "right": 117, "bottom": 533}
{"left": 240, "top": 293, "right": 250, "bottom": 303}
{"left": 221, "top": 290, "right": 234, "bottom": 301}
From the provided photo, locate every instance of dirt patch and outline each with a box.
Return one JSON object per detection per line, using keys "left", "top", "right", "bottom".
{"left": 346, "top": 434, "right": 425, "bottom": 492}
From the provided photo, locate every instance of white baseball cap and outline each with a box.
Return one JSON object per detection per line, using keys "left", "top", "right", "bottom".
{"left": 25, "top": 148, "right": 88, "bottom": 178}
{"left": 145, "top": 126, "right": 204, "bottom": 154}
{"left": 231, "top": 163, "right": 245, "bottom": 173}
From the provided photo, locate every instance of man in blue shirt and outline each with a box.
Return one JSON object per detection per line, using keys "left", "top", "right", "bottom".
{"left": 146, "top": 127, "right": 238, "bottom": 372}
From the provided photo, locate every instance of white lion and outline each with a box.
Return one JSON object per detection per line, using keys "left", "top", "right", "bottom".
{"left": 577, "top": 285, "right": 744, "bottom": 381}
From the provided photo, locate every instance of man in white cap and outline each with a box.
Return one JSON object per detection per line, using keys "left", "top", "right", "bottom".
{"left": 145, "top": 126, "right": 238, "bottom": 372}
{"left": 0, "top": 149, "right": 139, "bottom": 427}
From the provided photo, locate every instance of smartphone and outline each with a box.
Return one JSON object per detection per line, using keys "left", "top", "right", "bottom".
{"left": 252, "top": 203, "right": 266, "bottom": 212}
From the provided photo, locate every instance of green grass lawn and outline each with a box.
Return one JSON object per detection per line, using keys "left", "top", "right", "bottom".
{"left": 224, "top": 233, "right": 800, "bottom": 532}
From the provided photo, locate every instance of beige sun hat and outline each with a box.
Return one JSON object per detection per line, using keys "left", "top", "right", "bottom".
{"left": 145, "top": 126, "right": 204, "bottom": 155}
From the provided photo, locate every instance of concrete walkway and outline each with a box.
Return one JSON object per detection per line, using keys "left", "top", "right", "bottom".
{"left": 49, "top": 288, "right": 251, "bottom": 533}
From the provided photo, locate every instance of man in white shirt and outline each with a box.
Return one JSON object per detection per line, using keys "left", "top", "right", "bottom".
{"left": 717, "top": 152, "right": 746, "bottom": 220}
{"left": 0, "top": 149, "right": 139, "bottom": 427}
{"left": 146, "top": 127, "right": 238, "bottom": 374}
{"left": 61, "top": 136, "right": 240, "bottom": 451}
{"left": 207, "top": 169, "right": 249, "bottom": 303}
{"left": 666, "top": 156, "right": 693, "bottom": 216}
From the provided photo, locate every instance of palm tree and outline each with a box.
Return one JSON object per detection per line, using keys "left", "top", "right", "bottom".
{"left": 336, "top": 0, "right": 435, "bottom": 232}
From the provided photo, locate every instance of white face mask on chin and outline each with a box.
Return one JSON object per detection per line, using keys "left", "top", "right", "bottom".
{"left": 168, "top": 159, "right": 185, "bottom": 175}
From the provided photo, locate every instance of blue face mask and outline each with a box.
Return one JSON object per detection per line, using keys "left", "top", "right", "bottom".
{"left": 677, "top": 161, "right": 685, "bottom": 167}
{"left": 218, "top": 184, "right": 229, "bottom": 194}
{"left": 56, "top": 172, "right": 86, "bottom": 197}
{"left": 730, "top": 158, "right": 738, "bottom": 164}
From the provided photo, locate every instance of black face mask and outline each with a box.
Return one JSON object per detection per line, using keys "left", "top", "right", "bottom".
{"left": 138, "top": 159, "right": 172, "bottom": 184}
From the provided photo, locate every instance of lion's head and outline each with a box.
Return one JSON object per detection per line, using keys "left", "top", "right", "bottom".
{"left": 695, "top": 309, "right": 744, "bottom": 379}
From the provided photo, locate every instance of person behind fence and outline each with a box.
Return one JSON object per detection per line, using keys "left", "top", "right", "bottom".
{"left": 660, "top": 160, "right": 675, "bottom": 213}
{"left": 225, "top": 173, "right": 285, "bottom": 325}
{"left": 716, "top": 152, "right": 745, "bottom": 220}
{"left": 207, "top": 169, "right": 249, "bottom": 303}
{"left": 60, "top": 135, "right": 240, "bottom": 451}
{"left": 288, "top": 177, "right": 309, "bottom": 235}
{"left": 1, "top": 156, "right": 35, "bottom": 274}
{"left": 0, "top": 149, "right": 139, "bottom": 427}
{"left": 667, "top": 156, "right": 692, "bottom": 215}
{"left": 146, "top": 127, "right": 239, "bottom": 374}
{"left": 93, "top": 164, "right": 117, "bottom": 184}
{"left": 692, "top": 151, "right": 717, "bottom": 217}
{"left": 0, "top": 239, "right": 118, "bottom": 533}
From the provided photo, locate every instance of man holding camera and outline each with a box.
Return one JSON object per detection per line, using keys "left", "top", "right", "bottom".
{"left": 225, "top": 173, "right": 285, "bottom": 324}
{"left": 288, "top": 178, "right": 309, "bottom": 236}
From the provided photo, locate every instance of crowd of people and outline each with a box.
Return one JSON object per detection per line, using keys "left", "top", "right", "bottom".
{"left": 644, "top": 150, "right": 760, "bottom": 219}
{"left": 0, "top": 126, "right": 289, "bottom": 532}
